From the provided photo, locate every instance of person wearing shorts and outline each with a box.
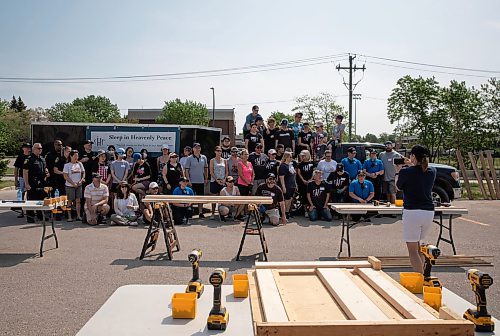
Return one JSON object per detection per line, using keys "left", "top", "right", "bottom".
{"left": 184, "top": 143, "right": 208, "bottom": 217}
{"left": 396, "top": 145, "right": 436, "bottom": 274}
{"left": 255, "top": 173, "right": 287, "bottom": 226}
{"left": 63, "top": 150, "right": 85, "bottom": 221}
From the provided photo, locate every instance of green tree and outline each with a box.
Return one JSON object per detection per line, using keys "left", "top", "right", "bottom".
{"left": 9, "top": 96, "right": 17, "bottom": 110}
{"left": 269, "top": 110, "right": 294, "bottom": 123}
{"left": 16, "top": 96, "right": 27, "bottom": 111}
{"left": 293, "top": 92, "right": 346, "bottom": 136}
{"left": 387, "top": 76, "right": 449, "bottom": 160}
{"left": 480, "top": 77, "right": 500, "bottom": 147}
{"left": 363, "top": 133, "right": 378, "bottom": 143}
{"left": 0, "top": 108, "right": 34, "bottom": 155}
{"left": 47, "top": 95, "right": 121, "bottom": 122}
{"left": 157, "top": 99, "right": 209, "bottom": 126}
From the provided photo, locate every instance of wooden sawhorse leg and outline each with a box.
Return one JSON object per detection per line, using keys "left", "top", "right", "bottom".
{"left": 236, "top": 205, "right": 268, "bottom": 261}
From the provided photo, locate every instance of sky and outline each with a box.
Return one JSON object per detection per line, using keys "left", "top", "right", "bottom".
{"left": 1, "top": 0, "right": 499, "bottom": 136}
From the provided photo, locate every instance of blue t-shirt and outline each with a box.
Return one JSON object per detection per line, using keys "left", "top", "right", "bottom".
{"left": 243, "top": 113, "right": 262, "bottom": 132}
{"left": 349, "top": 179, "right": 374, "bottom": 202}
{"left": 341, "top": 157, "right": 362, "bottom": 180}
{"left": 396, "top": 166, "right": 436, "bottom": 211}
{"left": 290, "top": 122, "right": 303, "bottom": 140}
{"left": 173, "top": 186, "right": 195, "bottom": 196}
{"left": 362, "top": 159, "right": 384, "bottom": 174}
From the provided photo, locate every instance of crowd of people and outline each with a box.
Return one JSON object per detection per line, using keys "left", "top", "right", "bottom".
{"left": 13, "top": 104, "right": 413, "bottom": 228}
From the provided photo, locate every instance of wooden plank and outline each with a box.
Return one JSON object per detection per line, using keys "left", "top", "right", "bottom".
{"left": 338, "top": 255, "right": 492, "bottom": 267}
{"left": 439, "top": 306, "right": 463, "bottom": 321}
{"left": 456, "top": 149, "right": 473, "bottom": 200}
{"left": 348, "top": 270, "right": 403, "bottom": 320}
{"left": 255, "top": 260, "right": 371, "bottom": 269}
{"left": 479, "top": 150, "right": 496, "bottom": 199}
{"left": 355, "top": 268, "right": 437, "bottom": 320}
{"left": 368, "top": 256, "right": 382, "bottom": 270}
{"left": 255, "top": 269, "right": 288, "bottom": 322}
{"left": 485, "top": 150, "right": 500, "bottom": 198}
{"left": 317, "top": 268, "right": 389, "bottom": 320}
{"left": 248, "top": 270, "right": 263, "bottom": 326}
{"left": 272, "top": 270, "right": 347, "bottom": 321}
{"left": 143, "top": 195, "right": 273, "bottom": 204}
{"left": 256, "top": 320, "right": 474, "bottom": 336}
{"left": 468, "top": 152, "right": 489, "bottom": 199}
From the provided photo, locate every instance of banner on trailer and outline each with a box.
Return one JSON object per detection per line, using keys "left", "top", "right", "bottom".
{"left": 90, "top": 131, "right": 177, "bottom": 153}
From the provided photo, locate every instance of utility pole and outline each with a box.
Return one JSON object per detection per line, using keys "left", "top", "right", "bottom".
{"left": 353, "top": 93, "right": 362, "bottom": 137}
{"left": 336, "top": 54, "right": 365, "bottom": 141}
{"left": 210, "top": 87, "right": 215, "bottom": 126}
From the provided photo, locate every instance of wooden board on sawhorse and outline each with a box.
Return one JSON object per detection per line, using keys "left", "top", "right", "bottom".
{"left": 140, "top": 202, "right": 180, "bottom": 260}
{"left": 236, "top": 204, "right": 268, "bottom": 261}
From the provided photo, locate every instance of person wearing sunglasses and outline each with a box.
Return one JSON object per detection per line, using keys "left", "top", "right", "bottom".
{"left": 362, "top": 149, "right": 384, "bottom": 201}
{"left": 209, "top": 146, "right": 228, "bottom": 219}
{"left": 162, "top": 152, "right": 183, "bottom": 195}
{"left": 218, "top": 176, "right": 243, "bottom": 221}
{"left": 23, "top": 143, "right": 50, "bottom": 223}
{"left": 341, "top": 147, "right": 362, "bottom": 181}
{"left": 142, "top": 182, "right": 160, "bottom": 226}
{"left": 110, "top": 182, "right": 139, "bottom": 226}
{"left": 171, "top": 178, "right": 195, "bottom": 225}
{"left": 255, "top": 173, "right": 287, "bottom": 226}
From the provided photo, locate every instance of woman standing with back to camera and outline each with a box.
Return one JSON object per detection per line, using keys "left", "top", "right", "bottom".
{"left": 395, "top": 145, "right": 436, "bottom": 274}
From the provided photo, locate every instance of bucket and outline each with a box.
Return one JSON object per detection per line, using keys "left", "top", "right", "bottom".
{"left": 423, "top": 286, "right": 442, "bottom": 310}
{"left": 399, "top": 272, "right": 424, "bottom": 294}
{"left": 233, "top": 274, "right": 249, "bottom": 298}
{"left": 395, "top": 199, "right": 404, "bottom": 207}
{"left": 171, "top": 292, "right": 197, "bottom": 319}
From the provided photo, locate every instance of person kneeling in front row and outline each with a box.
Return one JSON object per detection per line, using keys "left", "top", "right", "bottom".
{"left": 142, "top": 182, "right": 160, "bottom": 226}
{"left": 255, "top": 173, "right": 287, "bottom": 226}
{"left": 348, "top": 170, "right": 374, "bottom": 222}
{"left": 171, "top": 177, "right": 194, "bottom": 225}
{"left": 110, "top": 182, "right": 139, "bottom": 226}
{"left": 84, "top": 173, "right": 110, "bottom": 225}
{"left": 307, "top": 170, "right": 332, "bottom": 222}
{"left": 218, "top": 176, "right": 243, "bottom": 221}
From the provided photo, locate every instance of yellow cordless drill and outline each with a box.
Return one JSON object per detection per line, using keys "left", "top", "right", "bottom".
{"left": 207, "top": 268, "right": 229, "bottom": 330}
{"left": 185, "top": 249, "right": 204, "bottom": 298}
{"left": 420, "top": 244, "right": 442, "bottom": 288}
{"left": 464, "top": 269, "right": 494, "bottom": 332}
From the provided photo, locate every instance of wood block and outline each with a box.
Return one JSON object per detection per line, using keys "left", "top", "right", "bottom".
{"left": 356, "top": 268, "right": 437, "bottom": 320}
{"left": 248, "top": 270, "right": 263, "bottom": 331}
{"left": 368, "top": 256, "right": 382, "bottom": 270}
{"left": 255, "top": 269, "right": 288, "bottom": 322}
{"left": 255, "top": 260, "right": 371, "bottom": 269}
{"left": 317, "top": 268, "right": 389, "bottom": 320}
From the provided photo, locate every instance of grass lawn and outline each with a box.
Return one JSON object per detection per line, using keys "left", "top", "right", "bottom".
{"left": 6, "top": 167, "right": 14, "bottom": 175}
{"left": 0, "top": 180, "right": 14, "bottom": 189}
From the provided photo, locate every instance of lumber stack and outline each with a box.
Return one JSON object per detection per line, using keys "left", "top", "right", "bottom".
{"left": 338, "top": 255, "right": 493, "bottom": 267}
{"left": 249, "top": 258, "right": 474, "bottom": 336}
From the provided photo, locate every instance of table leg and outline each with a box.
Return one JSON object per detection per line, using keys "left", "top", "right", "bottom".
{"left": 51, "top": 212, "right": 59, "bottom": 248}
{"left": 338, "top": 215, "right": 346, "bottom": 257}
{"left": 435, "top": 213, "right": 457, "bottom": 255}
{"left": 40, "top": 211, "right": 47, "bottom": 257}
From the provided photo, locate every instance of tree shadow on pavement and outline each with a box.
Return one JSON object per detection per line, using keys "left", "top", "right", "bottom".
{"left": 0, "top": 253, "right": 37, "bottom": 267}
{"left": 111, "top": 257, "right": 256, "bottom": 272}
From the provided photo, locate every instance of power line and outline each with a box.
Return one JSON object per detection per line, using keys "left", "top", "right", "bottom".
{"left": 366, "top": 61, "right": 493, "bottom": 79}
{"left": 360, "top": 54, "right": 500, "bottom": 74}
{"left": 0, "top": 54, "right": 348, "bottom": 82}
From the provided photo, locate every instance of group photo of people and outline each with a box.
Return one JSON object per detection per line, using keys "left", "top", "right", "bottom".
{"left": 13, "top": 104, "right": 424, "bottom": 229}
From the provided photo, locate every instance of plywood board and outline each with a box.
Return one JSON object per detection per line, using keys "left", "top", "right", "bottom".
{"left": 255, "top": 260, "right": 371, "bottom": 269}
{"left": 272, "top": 270, "right": 347, "bottom": 322}
{"left": 255, "top": 269, "right": 288, "bottom": 322}
{"left": 356, "top": 268, "right": 437, "bottom": 320}
{"left": 317, "top": 268, "right": 389, "bottom": 320}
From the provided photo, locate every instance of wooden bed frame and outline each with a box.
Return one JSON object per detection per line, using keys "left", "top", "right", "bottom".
{"left": 248, "top": 258, "right": 474, "bottom": 336}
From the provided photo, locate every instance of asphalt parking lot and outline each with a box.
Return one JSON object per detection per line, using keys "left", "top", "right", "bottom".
{"left": 0, "top": 188, "right": 498, "bottom": 336}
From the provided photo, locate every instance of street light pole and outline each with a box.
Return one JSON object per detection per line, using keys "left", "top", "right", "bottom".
{"left": 210, "top": 87, "right": 215, "bottom": 126}
{"left": 353, "top": 93, "right": 362, "bottom": 137}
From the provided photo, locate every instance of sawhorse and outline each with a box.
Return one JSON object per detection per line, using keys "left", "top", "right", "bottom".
{"left": 140, "top": 202, "right": 181, "bottom": 260}
{"left": 236, "top": 204, "right": 268, "bottom": 261}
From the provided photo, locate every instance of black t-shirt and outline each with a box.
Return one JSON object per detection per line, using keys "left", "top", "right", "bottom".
{"left": 14, "top": 153, "right": 29, "bottom": 170}
{"left": 278, "top": 162, "right": 296, "bottom": 190}
{"left": 307, "top": 180, "right": 330, "bottom": 208}
{"left": 23, "top": 155, "right": 47, "bottom": 187}
{"left": 245, "top": 132, "right": 263, "bottom": 153}
{"left": 298, "top": 131, "right": 313, "bottom": 148}
{"left": 79, "top": 150, "right": 96, "bottom": 180}
{"left": 166, "top": 162, "right": 183, "bottom": 188}
{"left": 249, "top": 152, "right": 268, "bottom": 180}
{"left": 221, "top": 146, "right": 231, "bottom": 160}
{"left": 264, "top": 159, "right": 280, "bottom": 177}
{"left": 263, "top": 128, "right": 277, "bottom": 151}
{"left": 132, "top": 162, "right": 152, "bottom": 180}
{"left": 276, "top": 129, "right": 294, "bottom": 150}
{"left": 298, "top": 161, "right": 315, "bottom": 182}
{"left": 255, "top": 183, "right": 284, "bottom": 210}
{"left": 396, "top": 166, "right": 436, "bottom": 211}
{"left": 54, "top": 155, "right": 68, "bottom": 184}
{"left": 327, "top": 171, "right": 350, "bottom": 191}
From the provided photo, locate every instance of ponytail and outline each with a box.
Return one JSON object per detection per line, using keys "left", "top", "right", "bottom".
{"left": 421, "top": 156, "right": 428, "bottom": 172}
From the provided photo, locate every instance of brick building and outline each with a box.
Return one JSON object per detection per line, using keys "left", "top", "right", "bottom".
{"left": 127, "top": 108, "right": 236, "bottom": 143}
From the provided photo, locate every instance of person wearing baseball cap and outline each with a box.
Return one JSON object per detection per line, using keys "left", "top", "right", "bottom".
{"left": 142, "top": 181, "right": 160, "bottom": 226}
{"left": 171, "top": 176, "right": 195, "bottom": 225}
{"left": 221, "top": 136, "right": 232, "bottom": 159}
{"left": 395, "top": 144, "right": 436, "bottom": 273}
{"left": 227, "top": 147, "right": 241, "bottom": 182}
{"left": 92, "top": 149, "right": 111, "bottom": 186}
{"left": 265, "top": 148, "right": 280, "bottom": 177}
{"left": 348, "top": 170, "right": 374, "bottom": 222}
{"left": 379, "top": 140, "right": 403, "bottom": 205}
{"left": 362, "top": 149, "right": 384, "bottom": 201}
{"left": 13, "top": 143, "right": 32, "bottom": 217}
{"left": 80, "top": 140, "right": 96, "bottom": 187}
{"left": 184, "top": 141, "right": 208, "bottom": 218}
{"left": 254, "top": 172, "right": 287, "bottom": 226}
{"left": 327, "top": 162, "right": 350, "bottom": 206}
{"left": 276, "top": 119, "right": 294, "bottom": 152}
{"left": 341, "top": 147, "right": 363, "bottom": 181}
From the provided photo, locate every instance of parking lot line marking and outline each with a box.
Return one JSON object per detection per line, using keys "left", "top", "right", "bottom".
{"left": 457, "top": 217, "right": 490, "bottom": 226}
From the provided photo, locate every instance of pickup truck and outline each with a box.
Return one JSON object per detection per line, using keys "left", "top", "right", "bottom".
{"left": 333, "top": 142, "right": 462, "bottom": 203}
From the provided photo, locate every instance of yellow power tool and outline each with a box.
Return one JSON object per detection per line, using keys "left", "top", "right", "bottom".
{"left": 185, "top": 249, "right": 204, "bottom": 298}
{"left": 207, "top": 268, "right": 229, "bottom": 330}
{"left": 464, "top": 269, "right": 494, "bottom": 332}
{"left": 420, "top": 244, "right": 442, "bottom": 288}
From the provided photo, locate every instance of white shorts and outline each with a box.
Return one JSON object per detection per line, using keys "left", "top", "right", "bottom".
{"left": 402, "top": 209, "right": 434, "bottom": 242}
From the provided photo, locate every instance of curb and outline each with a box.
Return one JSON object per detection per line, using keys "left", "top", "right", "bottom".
{"left": 0, "top": 186, "right": 15, "bottom": 191}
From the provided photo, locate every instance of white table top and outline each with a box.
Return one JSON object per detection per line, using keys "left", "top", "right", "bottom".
{"left": 77, "top": 284, "right": 495, "bottom": 336}
{"left": 0, "top": 200, "right": 58, "bottom": 211}
{"left": 77, "top": 285, "right": 253, "bottom": 336}
{"left": 329, "top": 203, "right": 468, "bottom": 215}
